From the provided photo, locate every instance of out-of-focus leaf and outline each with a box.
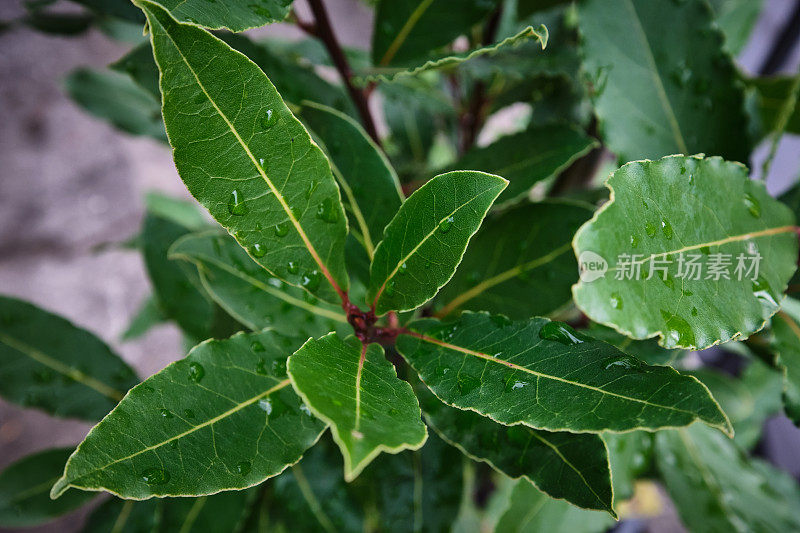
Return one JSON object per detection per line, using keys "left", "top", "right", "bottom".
{"left": 144, "top": 191, "right": 207, "bottom": 230}
{"left": 64, "top": 68, "right": 166, "bottom": 142}
{"left": 655, "top": 424, "right": 800, "bottom": 533}
{"left": 52, "top": 330, "right": 325, "bottom": 499}
{"left": 495, "top": 478, "right": 615, "bottom": 533}
{"left": 708, "top": 0, "right": 763, "bottom": 55}
{"left": 367, "top": 171, "right": 507, "bottom": 315}
{"left": 747, "top": 75, "right": 800, "bottom": 137}
{"left": 397, "top": 312, "right": 732, "bottom": 434}
{"left": 573, "top": 155, "right": 797, "bottom": 350}
{"left": 602, "top": 432, "right": 653, "bottom": 501}
{"left": 82, "top": 499, "right": 159, "bottom": 532}
{"left": 138, "top": 1, "right": 350, "bottom": 303}
{"left": 0, "top": 449, "right": 97, "bottom": 527}
{"left": 419, "top": 385, "right": 615, "bottom": 515}
{"left": 371, "top": 0, "right": 500, "bottom": 67}
{"left": 121, "top": 295, "right": 166, "bottom": 341}
{"left": 585, "top": 324, "right": 686, "bottom": 366}
{"left": 0, "top": 295, "right": 138, "bottom": 421}
{"left": 438, "top": 125, "right": 597, "bottom": 203}
{"left": 578, "top": 0, "right": 751, "bottom": 163}
{"left": 132, "top": 0, "right": 293, "bottom": 31}
{"left": 170, "top": 232, "right": 345, "bottom": 339}
{"left": 299, "top": 101, "right": 403, "bottom": 259}
{"left": 771, "top": 311, "right": 800, "bottom": 426}
{"left": 435, "top": 200, "right": 592, "bottom": 319}
{"left": 24, "top": 11, "right": 93, "bottom": 35}
{"left": 71, "top": 0, "right": 145, "bottom": 23}
{"left": 287, "top": 334, "right": 427, "bottom": 480}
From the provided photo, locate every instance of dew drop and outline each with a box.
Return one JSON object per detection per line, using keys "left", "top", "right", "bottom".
{"left": 235, "top": 461, "right": 252, "bottom": 476}
{"left": 604, "top": 356, "right": 639, "bottom": 370}
{"left": 439, "top": 216, "right": 454, "bottom": 233}
{"left": 691, "top": 307, "right": 698, "bottom": 316}
{"left": 274, "top": 221, "right": 289, "bottom": 237}
{"left": 251, "top": 341, "right": 266, "bottom": 353}
{"left": 141, "top": 467, "right": 170, "bottom": 486}
{"left": 301, "top": 270, "right": 321, "bottom": 291}
{"left": 256, "top": 358, "right": 269, "bottom": 375}
{"left": 316, "top": 198, "right": 340, "bottom": 223}
{"left": 271, "top": 359, "right": 287, "bottom": 375}
{"left": 160, "top": 409, "right": 173, "bottom": 418}
{"left": 659, "top": 310, "right": 695, "bottom": 348}
{"left": 743, "top": 193, "right": 761, "bottom": 218}
{"left": 610, "top": 293, "right": 623, "bottom": 310}
{"left": 287, "top": 261, "right": 300, "bottom": 275}
{"left": 630, "top": 234, "right": 639, "bottom": 248}
{"left": 227, "top": 190, "right": 248, "bottom": 216}
{"left": 306, "top": 181, "right": 319, "bottom": 199}
{"left": 188, "top": 362, "right": 205, "bottom": 383}
{"left": 260, "top": 109, "right": 277, "bottom": 130}
{"left": 645, "top": 221, "right": 656, "bottom": 238}
{"left": 457, "top": 374, "right": 481, "bottom": 395}
{"left": 398, "top": 262, "right": 408, "bottom": 275}
{"left": 511, "top": 381, "right": 527, "bottom": 390}
{"left": 300, "top": 403, "right": 312, "bottom": 416}
{"left": 752, "top": 276, "right": 777, "bottom": 308}
{"left": 538, "top": 321, "right": 585, "bottom": 345}
{"left": 251, "top": 243, "right": 266, "bottom": 258}
{"left": 385, "top": 281, "right": 396, "bottom": 297}
{"left": 258, "top": 397, "right": 273, "bottom": 414}
{"left": 661, "top": 219, "right": 673, "bottom": 240}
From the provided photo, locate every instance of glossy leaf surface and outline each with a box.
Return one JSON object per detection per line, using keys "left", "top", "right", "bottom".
{"left": 578, "top": 0, "right": 751, "bottom": 163}
{"left": 137, "top": 0, "right": 293, "bottom": 31}
{"left": 436, "top": 200, "right": 591, "bottom": 319}
{"left": 397, "top": 312, "right": 731, "bottom": 434}
{"left": 139, "top": 1, "right": 349, "bottom": 303}
{"left": 367, "top": 171, "right": 507, "bottom": 315}
{"left": 418, "top": 385, "right": 614, "bottom": 514}
{"left": 52, "top": 330, "right": 325, "bottom": 499}
{"left": 573, "top": 155, "right": 797, "bottom": 349}
{"left": 287, "top": 334, "right": 427, "bottom": 480}
{"left": 0, "top": 295, "right": 137, "bottom": 421}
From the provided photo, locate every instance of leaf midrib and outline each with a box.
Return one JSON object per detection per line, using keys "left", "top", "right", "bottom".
{"left": 148, "top": 3, "right": 343, "bottom": 299}
{"left": 0, "top": 333, "right": 124, "bottom": 402}
{"left": 408, "top": 332, "right": 706, "bottom": 417}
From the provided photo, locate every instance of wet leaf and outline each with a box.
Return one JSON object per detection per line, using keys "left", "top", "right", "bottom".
{"left": 138, "top": 0, "right": 349, "bottom": 303}
{"left": 51, "top": 330, "right": 325, "bottom": 499}
{"left": 396, "top": 312, "right": 731, "bottom": 434}
{"left": 287, "top": 334, "right": 427, "bottom": 480}
{"left": 367, "top": 171, "right": 507, "bottom": 315}
{"left": 136, "top": 0, "right": 294, "bottom": 31}
{"left": 573, "top": 155, "right": 798, "bottom": 349}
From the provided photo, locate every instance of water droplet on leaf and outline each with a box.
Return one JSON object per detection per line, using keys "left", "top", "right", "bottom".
{"left": 538, "top": 321, "right": 585, "bottom": 345}
{"left": 228, "top": 190, "right": 248, "bottom": 216}
{"left": 141, "top": 468, "right": 170, "bottom": 486}
{"left": 439, "top": 216, "right": 454, "bottom": 233}
{"left": 188, "top": 362, "right": 205, "bottom": 383}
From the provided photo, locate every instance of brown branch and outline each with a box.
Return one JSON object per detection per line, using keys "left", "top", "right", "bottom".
{"left": 304, "top": 0, "right": 381, "bottom": 145}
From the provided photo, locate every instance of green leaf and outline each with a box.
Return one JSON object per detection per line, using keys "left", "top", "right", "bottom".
{"left": 138, "top": 0, "right": 349, "bottom": 304}
{"left": 692, "top": 362, "right": 783, "bottom": 449}
{"left": 495, "top": 478, "right": 615, "bottom": 533}
{"left": 142, "top": 213, "right": 217, "bottom": 340}
{"left": 573, "top": 155, "right": 798, "bottom": 350}
{"left": 435, "top": 200, "right": 592, "bottom": 319}
{"left": 261, "top": 438, "right": 365, "bottom": 533}
{"left": 83, "top": 490, "right": 256, "bottom": 533}
{"left": 708, "top": 0, "right": 763, "bottom": 55}
{"left": 287, "top": 333, "right": 427, "bottom": 481}
{"left": 655, "top": 424, "right": 800, "bottom": 533}
{"left": 360, "top": 25, "right": 547, "bottom": 83}
{"left": 0, "top": 295, "right": 137, "bottom": 421}
{"left": 602, "top": 432, "right": 653, "bottom": 501}
{"left": 121, "top": 294, "right": 166, "bottom": 341}
{"left": 578, "top": 0, "right": 751, "bottom": 163}
{"left": 517, "top": 0, "right": 572, "bottom": 19}
{"left": 396, "top": 312, "right": 732, "bottom": 434}
{"left": 367, "top": 171, "right": 507, "bottom": 315}
{"left": 770, "top": 311, "right": 800, "bottom": 426}
{"left": 51, "top": 329, "right": 325, "bottom": 499}
{"left": 438, "top": 125, "right": 597, "bottom": 204}
{"left": 82, "top": 499, "right": 158, "bottom": 532}
{"left": 353, "top": 432, "right": 463, "bottom": 532}
{"left": 64, "top": 68, "right": 166, "bottom": 142}
{"left": 372, "top": 0, "right": 500, "bottom": 67}
{"left": 418, "top": 385, "right": 615, "bottom": 515}
{"left": 298, "top": 101, "right": 403, "bottom": 259}
{"left": 144, "top": 191, "right": 207, "bottom": 230}
{"left": 23, "top": 11, "right": 93, "bottom": 35}
{"left": 169, "top": 231, "right": 346, "bottom": 338}
{"left": 0, "top": 449, "right": 96, "bottom": 527}
{"left": 135, "top": 0, "right": 293, "bottom": 31}
{"left": 748, "top": 75, "right": 800, "bottom": 137}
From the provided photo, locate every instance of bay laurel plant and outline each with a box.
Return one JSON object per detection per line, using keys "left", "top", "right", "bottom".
{"left": 3, "top": 0, "right": 800, "bottom": 531}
